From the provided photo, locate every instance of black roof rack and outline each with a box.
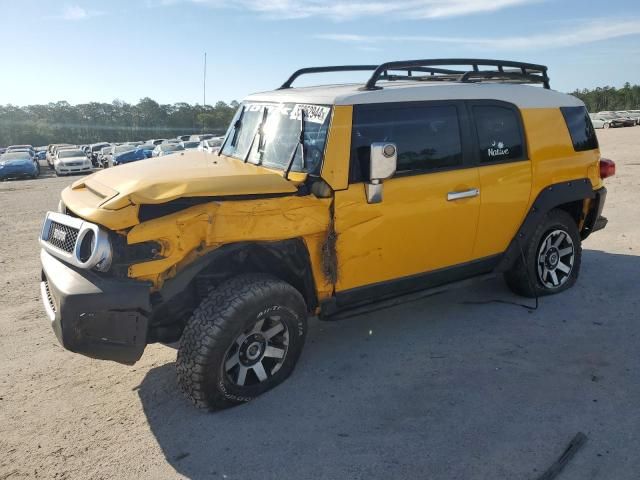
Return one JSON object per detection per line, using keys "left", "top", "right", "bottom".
{"left": 278, "top": 58, "right": 550, "bottom": 90}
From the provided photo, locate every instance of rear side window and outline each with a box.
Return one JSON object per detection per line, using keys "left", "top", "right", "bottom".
{"left": 351, "top": 103, "right": 463, "bottom": 180}
{"left": 472, "top": 105, "right": 525, "bottom": 163}
{"left": 560, "top": 106, "right": 599, "bottom": 152}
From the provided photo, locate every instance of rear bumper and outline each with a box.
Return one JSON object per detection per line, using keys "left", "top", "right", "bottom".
{"left": 582, "top": 186, "right": 608, "bottom": 239}
{"left": 40, "top": 250, "right": 151, "bottom": 364}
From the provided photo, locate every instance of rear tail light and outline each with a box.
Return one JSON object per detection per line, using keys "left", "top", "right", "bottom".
{"left": 599, "top": 158, "right": 616, "bottom": 179}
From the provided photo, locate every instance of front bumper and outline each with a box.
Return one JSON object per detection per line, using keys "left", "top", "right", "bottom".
{"left": 40, "top": 250, "right": 151, "bottom": 364}
{"left": 582, "top": 186, "right": 608, "bottom": 239}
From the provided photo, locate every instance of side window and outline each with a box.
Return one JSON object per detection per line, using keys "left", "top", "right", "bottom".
{"left": 351, "top": 104, "right": 463, "bottom": 181}
{"left": 472, "top": 105, "right": 525, "bottom": 163}
{"left": 560, "top": 106, "right": 599, "bottom": 152}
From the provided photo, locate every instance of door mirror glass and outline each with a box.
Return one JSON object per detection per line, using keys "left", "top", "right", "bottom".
{"left": 366, "top": 142, "right": 397, "bottom": 204}
{"left": 369, "top": 142, "right": 397, "bottom": 181}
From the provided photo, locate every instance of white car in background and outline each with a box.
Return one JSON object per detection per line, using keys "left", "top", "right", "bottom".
{"left": 53, "top": 148, "right": 92, "bottom": 176}
{"left": 197, "top": 136, "right": 223, "bottom": 153}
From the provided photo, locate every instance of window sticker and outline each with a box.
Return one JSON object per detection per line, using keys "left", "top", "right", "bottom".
{"left": 289, "top": 104, "right": 331, "bottom": 124}
{"left": 487, "top": 140, "right": 510, "bottom": 158}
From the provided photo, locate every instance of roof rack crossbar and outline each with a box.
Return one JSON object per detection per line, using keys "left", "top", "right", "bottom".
{"left": 458, "top": 70, "right": 549, "bottom": 86}
{"left": 360, "top": 58, "right": 550, "bottom": 90}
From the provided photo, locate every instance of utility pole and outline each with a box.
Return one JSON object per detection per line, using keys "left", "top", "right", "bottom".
{"left": 202, "top": 52, "right": 207, "bottom": 133}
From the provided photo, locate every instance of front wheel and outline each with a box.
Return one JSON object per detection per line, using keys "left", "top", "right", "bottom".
{"left": 177, "top": 274, "right": 307, "bottom": 410}
{"left": 504, "top": 209, "right": 582, "bottom": 297}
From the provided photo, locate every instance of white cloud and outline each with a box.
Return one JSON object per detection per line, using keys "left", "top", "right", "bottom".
{"left": 59, "top": 5, "right": 104, "bottom": 21}
{"left": 154, "top": 0, "right": 539, "bottom": 21}
{"left": 316, "top": 19, "right": 640, "bottom": 50}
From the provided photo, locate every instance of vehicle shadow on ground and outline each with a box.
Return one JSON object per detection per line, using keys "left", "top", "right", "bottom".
{"left": 137, "top": 249, "right": 640, "bottom": 480}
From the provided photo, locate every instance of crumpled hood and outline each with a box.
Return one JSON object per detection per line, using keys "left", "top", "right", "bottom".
{"left": 71, "top": 150, "right": 299, "bottom": 210}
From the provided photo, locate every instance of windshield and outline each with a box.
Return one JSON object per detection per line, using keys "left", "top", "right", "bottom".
{"left": 114, "top": 145, "right": 135, "bottom": 154}
{"left": 2, "top": 152, "right": 31, "bottom": 160}
{"left": 182, "top": 141, "right": 200, "bottom": 149}
{"left": 59, "top": 149, "right": 85, "bottom": 158}
{"left": 221, "top": 102, "right": 332, "bottom": 175}
{"left": 161, "top": 144, "right": 183, "bottom": 152}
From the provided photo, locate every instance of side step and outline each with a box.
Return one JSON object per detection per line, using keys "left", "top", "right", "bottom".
{"left": 321, "top": 273, "right": 497, "bottom": 321}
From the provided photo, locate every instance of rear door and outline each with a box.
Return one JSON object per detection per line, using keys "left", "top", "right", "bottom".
{"left": 468, "top": 101, "right": 532, "bottom": 259}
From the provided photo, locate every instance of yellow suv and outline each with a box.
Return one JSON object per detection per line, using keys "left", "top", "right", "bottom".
{"left": 39, "top": 59, "right": 614, "bottom": 410}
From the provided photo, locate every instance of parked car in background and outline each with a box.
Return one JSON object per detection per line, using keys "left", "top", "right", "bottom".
{"left": 146, "top": 139, "right": 167, "bottom": 146}
{"left": 113, "top": 148, "right": 147, "bottom": 166}
{"left": 0, "top": 148, "right": 6, "bottom": 155}
{"left": 189, "top": 133, "right": 216, "bottom": 142}
{"left": 591, "top": 113, "right": 628, "bottom": 128}
{"left": 177, "top": 134, "right": 192, "bottom": 142}
{"left": 152, "top": 143, "right": 184, "bottom": 157}
{"left": 89, "top": 142, "right": 111, "bottom": 166}
{"left": 135, "top": 144, "right": 155, "bottom": 158}
{"left": 0, "top": 151, "right": 39, "bottom": 180}
{"left": 47, "top": 144, "right": 76, "bottom": 168}
{"left": 162, "top": 139, "right": 181, "bottom": 145}
{"left": 198, "top": 137, "right": 224, "bottom": 153}
{"left": 179, "top": 140, "right": 200, "bottom": 150}
{"left": 589, "top": 114, "right": 607, "bottom": 129}
{"left": 597, "top": 111, "right": 635, "bottom": 127}
{"left": 616, "top": 110, "right": 640, "bottom": 125}
{"left": 53, "top": 149, "right": 93, "bottom": 176}
{"left": 36, "top": 150, "right": 47, "bottom": 161}
{"left": 6, "top": 144, "right": 34, "bottom": 153}
{"left": 102, "top": 144, "right": 138, "bottom": 167}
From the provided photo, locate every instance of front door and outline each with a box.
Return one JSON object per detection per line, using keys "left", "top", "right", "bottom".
{"left": 333, "top": 101, "right": 483, "bottom": 307}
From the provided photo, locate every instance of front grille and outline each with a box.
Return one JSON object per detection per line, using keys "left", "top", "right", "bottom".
{"left": 43, "top": 280, "right": 57, "bottom": 313}
{"left": 46, "top": 221, "right": 79, "bottom": 253}
{"left": 65, "top": 162, "right": 83, "bottom": 166}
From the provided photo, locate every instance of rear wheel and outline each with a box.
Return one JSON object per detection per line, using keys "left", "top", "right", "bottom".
{"left": 604, "top": 122, "right": 610, "bottom": 129}
{"left": 504, "top": 209, "right": 581, "bottom": 297}
{"left": 176, "top": 274, "right": 307, "bottom": 410}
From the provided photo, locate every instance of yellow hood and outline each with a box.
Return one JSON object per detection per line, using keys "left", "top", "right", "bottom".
{"left": 62, "top": 150, "right": 301, "bottom": 230}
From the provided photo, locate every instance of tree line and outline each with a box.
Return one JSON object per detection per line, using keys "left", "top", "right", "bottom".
{"left": 0, "top": 97, "right": 239, "bottom": 147}
{"left": 1, "top": 83, "right": 639, "bottom": 147}
{"left": 572, "top": 83, "right": 640, "bottom": 113}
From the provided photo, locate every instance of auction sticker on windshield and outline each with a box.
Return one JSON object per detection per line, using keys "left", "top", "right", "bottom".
{"left": 289, "top": 104, "right": 330, "bottom": 124}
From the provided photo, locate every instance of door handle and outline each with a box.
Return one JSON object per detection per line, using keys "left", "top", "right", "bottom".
{"left": 447, "top": 188, "right": 480, "bottom": 201}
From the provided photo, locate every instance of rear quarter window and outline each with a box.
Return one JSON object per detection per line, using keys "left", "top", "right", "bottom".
{"left": 560, "top": 106, "right": 599, "bottom": 152}
{"left": 472, "top": 105, "right": 526, "bottom": 164}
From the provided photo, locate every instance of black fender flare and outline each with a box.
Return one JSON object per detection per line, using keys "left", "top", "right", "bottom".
{"left": 156, "top": 238, "right": 319, "bottom": 312}
{"left": 495, "top": 178, "right": 595, "bottom": 272}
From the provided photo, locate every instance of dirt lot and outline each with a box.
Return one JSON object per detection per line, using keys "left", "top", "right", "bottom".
{"left": 1, "top": 128, "right": 639, "bottom": 480}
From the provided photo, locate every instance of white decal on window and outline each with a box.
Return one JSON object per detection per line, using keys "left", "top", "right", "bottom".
{"left": 290, "top": 104, "right": 330, "bottom": 124}
{"left": 488, "top": 140, "right": 510, "bottom": 157}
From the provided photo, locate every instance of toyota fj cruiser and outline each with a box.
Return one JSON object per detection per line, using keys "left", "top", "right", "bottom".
{"left": 39, "top": 59, "right": 614, "bottom": 410}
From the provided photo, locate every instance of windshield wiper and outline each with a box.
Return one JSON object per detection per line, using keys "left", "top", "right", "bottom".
{"left": 244, "top": 106, "right": 269, "bottom": 163}
{"left": 218, "top": 105, "right": 245, "bottom": 156}
{"left": 283, "top": 108, "right": 305, "bottom": 180}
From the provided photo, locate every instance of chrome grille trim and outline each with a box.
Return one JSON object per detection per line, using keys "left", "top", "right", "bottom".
{"left": 39, "top": 211, "right": 112, "bottom": 271}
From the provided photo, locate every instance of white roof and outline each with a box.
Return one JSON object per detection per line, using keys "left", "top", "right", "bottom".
{"left": 245, "top": 81, "right": 583, "bottom": 109}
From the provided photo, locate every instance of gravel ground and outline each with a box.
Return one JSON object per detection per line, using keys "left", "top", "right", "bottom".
{"left": 0, "top": 127, "right": 638, "bottom": 480}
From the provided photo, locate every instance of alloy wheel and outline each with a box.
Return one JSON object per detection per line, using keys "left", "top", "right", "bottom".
{"left": 536, "top": 229, "right": 575, "bottom": 289}
{"left": 223, "top": 314, "right": 290, "bottom": 387}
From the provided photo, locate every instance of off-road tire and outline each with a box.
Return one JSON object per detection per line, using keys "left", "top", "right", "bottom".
{"left": 504, "top": 209, "right": 582, "bottom": 298}
{"left": 176, "top": 274, "right": 307, "bottom": 410}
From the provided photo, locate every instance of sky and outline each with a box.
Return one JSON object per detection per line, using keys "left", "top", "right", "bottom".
{"left": 1, "top": 0, "right": 639, "bottom": 106}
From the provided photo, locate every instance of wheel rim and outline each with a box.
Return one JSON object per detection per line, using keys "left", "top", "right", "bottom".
{"left": 536, "top": 229, "right": 575, "bottom": 289}
{"left": 223, "top": 313, "right": 290, "bottom": 387}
